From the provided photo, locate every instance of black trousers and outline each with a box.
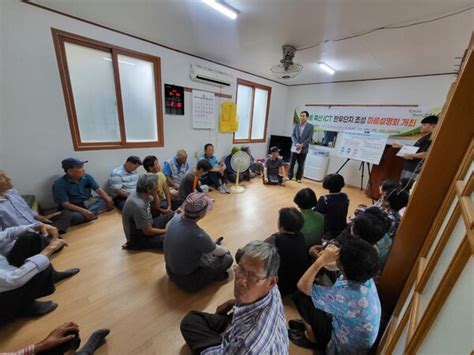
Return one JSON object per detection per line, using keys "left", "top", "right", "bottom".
{"left": 7, "top": 232, "right": 50, "bottom": 267}
{"left": 288, "top": 152, "right": 308, "bottom": 180}
{"left": 292, "top": 291, "right": 333, "bottom": 350}
{"left": 180, "top": 311, "right": 230, "bottom": 354}
{"left": 48, "top": 211, "right": 73, "bottom": 234}
{"left": 0, "top": 265, "right": 55, "bottom": 325}
{"left": 159, "top": 199, "right": 182, "bottom": 212}
{"left": 113, "top": 196, "right": 127, "bottom": 211}
{"left": 201, "top": 171, "right": 227, "bottom": 188}
{"left": 263, "top": 175, "right": 283, "bottom": 185}
{"left": 166, "top": 252, "right": 233, "bottom": 293}
{"left": 126, "top": 212, "right": 174, "bottom": 250}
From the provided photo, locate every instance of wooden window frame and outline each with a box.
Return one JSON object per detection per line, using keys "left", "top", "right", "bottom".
{"left": 51, "top": 28, "right": 164, "bottom": 151}
{"left": 233, "top": 78, "right": 271, "bottom": 144}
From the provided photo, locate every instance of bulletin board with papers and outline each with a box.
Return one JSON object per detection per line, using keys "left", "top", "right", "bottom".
{"left": 338, "top": 130, "right": 389, "bottom": 165}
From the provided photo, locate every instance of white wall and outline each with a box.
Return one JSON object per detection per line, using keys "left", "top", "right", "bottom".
{"left": 1, "top": 0, "right": 289, "bottom": 206}
{"left": 285, "top": 75, "right": 456, "bottom": 188}
{"left": 1, "top": 0, "right": 459, "bottom": 205}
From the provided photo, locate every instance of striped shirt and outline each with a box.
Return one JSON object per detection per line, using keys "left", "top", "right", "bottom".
{"left": 0, "top": 225, "right": 50, "bottom": 292}
{"left": 203, "top": 286, "right": 289, "bottom": 354}
{"left": 0, "top": 344, "right": 35, "bottom": 355}
{"left": 0, "top": 188, "right": 40, "bottom": 231}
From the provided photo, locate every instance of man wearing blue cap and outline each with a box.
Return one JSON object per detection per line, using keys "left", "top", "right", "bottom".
{"left": 52, "top": 158, "right": 113, "bottom": 225}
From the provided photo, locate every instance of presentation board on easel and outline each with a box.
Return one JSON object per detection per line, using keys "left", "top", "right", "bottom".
{"left": 337, "top": 130, "right": 388, "bottom": 165}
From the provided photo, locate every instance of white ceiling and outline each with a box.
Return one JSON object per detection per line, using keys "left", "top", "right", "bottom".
{"left": 32, "top": 0, "right": 474, "bottom": 85}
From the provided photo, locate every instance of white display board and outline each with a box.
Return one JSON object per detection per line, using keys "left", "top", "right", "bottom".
{"left": 338, "top": 130, "right": 388, "bottom": 165}
{"left": 192, "top": 90, "right": 215, "bottom": 129}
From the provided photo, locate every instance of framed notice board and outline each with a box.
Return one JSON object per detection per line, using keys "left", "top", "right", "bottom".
{"left": 164, "top": 84, "right": 184, "bottom": 115}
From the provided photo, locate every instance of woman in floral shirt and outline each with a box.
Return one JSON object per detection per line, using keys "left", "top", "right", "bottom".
{"left": 290, "top": 237, "right": 381, "bottom": 354}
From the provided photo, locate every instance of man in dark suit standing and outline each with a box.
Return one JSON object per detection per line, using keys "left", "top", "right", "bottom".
{"left": 288, "top": 111, "right": 314, "bottom": 183}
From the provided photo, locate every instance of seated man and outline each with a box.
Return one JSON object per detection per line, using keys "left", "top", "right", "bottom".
{"left": 108, "top": 156, "right": 142, "bottom": 210}
{"left": 290, "top": 237, "right": 381, "bottom": 353}
{"left": 143, "top": 155, "right": 181, "bottom": 213}
{"left": 263, "top": 146, "right": 286, "bottom": 186}
{"left": 265, "top": 208, "right": 311, "bottom": 296}
{"left": 0, "top": 170, "right": 72, "bottom": 234}
{"left": 180, "top": 240, "right": 289, "bottom": 354}
{"left": 162, "top": 150, "right": 191, "bottom": 192}
{"left": 121, "top": 174, "right": 174, "bottom": 250}
{"left": 164, "top": 192, "right": 233, "bottom": 292}
{"left": 224, "top": 147, "right": 250, "bottom": 183}
{"left": 177, "top": 159, "right": 212, "bottom": 205}
{"left": 241, "top": 146, "right": 264, "bottom": 177}
{"left": 199, "top": 143, "right": 229, "bottom": 194}
{"left": 52, "top": 158, "right": 113, "bottom": 226}
{"left": 0, "top": 225, "right": 77, "bottom": 325}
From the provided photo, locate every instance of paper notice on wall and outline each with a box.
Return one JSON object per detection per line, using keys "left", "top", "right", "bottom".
{"left": 192, "top": 90, "right": 215, "bottom": 129}
{"left": 338, "top": 131, "right": 389, "bottom": 165}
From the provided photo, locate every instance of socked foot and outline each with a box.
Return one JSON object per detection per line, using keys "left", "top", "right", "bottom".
{"left": 23, "top": 300, "right": 58, "bottom": 317}
{"left": 53, "top": 268, "right": 80, "bottom": 283}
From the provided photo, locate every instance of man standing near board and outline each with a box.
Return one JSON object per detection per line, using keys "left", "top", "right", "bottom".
{"left": 288, "top": 111, "right": 314, "bottom": 183}
{"left": 398, "top": 115, "right": 439, "bottom": 181}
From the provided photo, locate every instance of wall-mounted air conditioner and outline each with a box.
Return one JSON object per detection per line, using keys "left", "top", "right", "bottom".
{"left": 190, "top": 64, "right": 232, "bottom": 87}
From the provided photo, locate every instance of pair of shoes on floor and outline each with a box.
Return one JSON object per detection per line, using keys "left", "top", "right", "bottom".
{"left": 288, "top": 319, "right": 317, "bottom": 349}
{"left": 218, "top": 184, "right": 231, "bottom": 194}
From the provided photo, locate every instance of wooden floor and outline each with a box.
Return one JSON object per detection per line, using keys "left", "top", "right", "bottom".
{"left": 0, "top": 178, "right": 370, "bottom": 354}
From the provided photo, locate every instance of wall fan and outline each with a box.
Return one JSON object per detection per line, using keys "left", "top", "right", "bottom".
{"left": 271, "top": 45, "right": 303, "bottom": 80}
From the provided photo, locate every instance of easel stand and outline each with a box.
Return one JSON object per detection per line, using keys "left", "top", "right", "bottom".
{"left": 335, "top": 158, "right": 374, "bottom": 203}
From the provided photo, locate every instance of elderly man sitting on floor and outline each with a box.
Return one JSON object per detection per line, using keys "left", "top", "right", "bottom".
{"left": 180, "top": 240, "right": 289, "bottom": 354}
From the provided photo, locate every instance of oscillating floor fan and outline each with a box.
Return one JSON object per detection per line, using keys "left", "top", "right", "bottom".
{"left": 230, "top": 151, "right": 251, "bottom": 193}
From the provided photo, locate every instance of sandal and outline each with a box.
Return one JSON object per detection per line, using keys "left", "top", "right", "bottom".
{"left": 288, "top": 328, "right": 317, "bottom": 349}
{"left": 288, "top": 319, "right": 306, "bottom": 331}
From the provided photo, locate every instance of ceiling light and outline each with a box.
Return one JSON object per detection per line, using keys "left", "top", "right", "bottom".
{"left": 318, "top": 62, "right": 336, "bottom": 75}
{"left": 202, "top": 0, "right": 238, "bottom": 20}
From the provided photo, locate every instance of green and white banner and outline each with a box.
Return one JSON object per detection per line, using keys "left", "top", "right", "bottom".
{"left": 294, "top": 106, "right": 440, "bottom": 137}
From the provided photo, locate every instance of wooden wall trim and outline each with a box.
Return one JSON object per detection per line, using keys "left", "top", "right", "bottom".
{"left": 406, "top": 237, "right": 472, "bottom": 353}
{"left": 23, "top": 1, "right": 461, "bottom": 87}
{"left": 392, "top": 263, "right": 417, "bottom": 317}
{"left": 304, "top": 104, "right": 419, "bottom": 108}
{"left": 384, "top": 299, "right": 413, "bottom": 354}
{"left": 416, "top": 206, "right": 461, "bottom": 292}
{"left": 23, "top": 1, "right": 287, "bottom": 87}
{"left": 377, "top": 41, "right": 474, "bottom": 312}
{"left": 183, "top": 87, "right": 232, "bottom": 99}
{"left": 288, "top": 72, "right": 457, "bottom": 86}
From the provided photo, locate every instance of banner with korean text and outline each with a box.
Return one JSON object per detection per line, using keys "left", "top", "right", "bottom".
{"left": 303, "top": 106, "right": 440, "bottom": 137}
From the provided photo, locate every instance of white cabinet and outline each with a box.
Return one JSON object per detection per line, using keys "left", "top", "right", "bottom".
{"left": 304, "top": 149, "right": 330, "bottom": 181}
